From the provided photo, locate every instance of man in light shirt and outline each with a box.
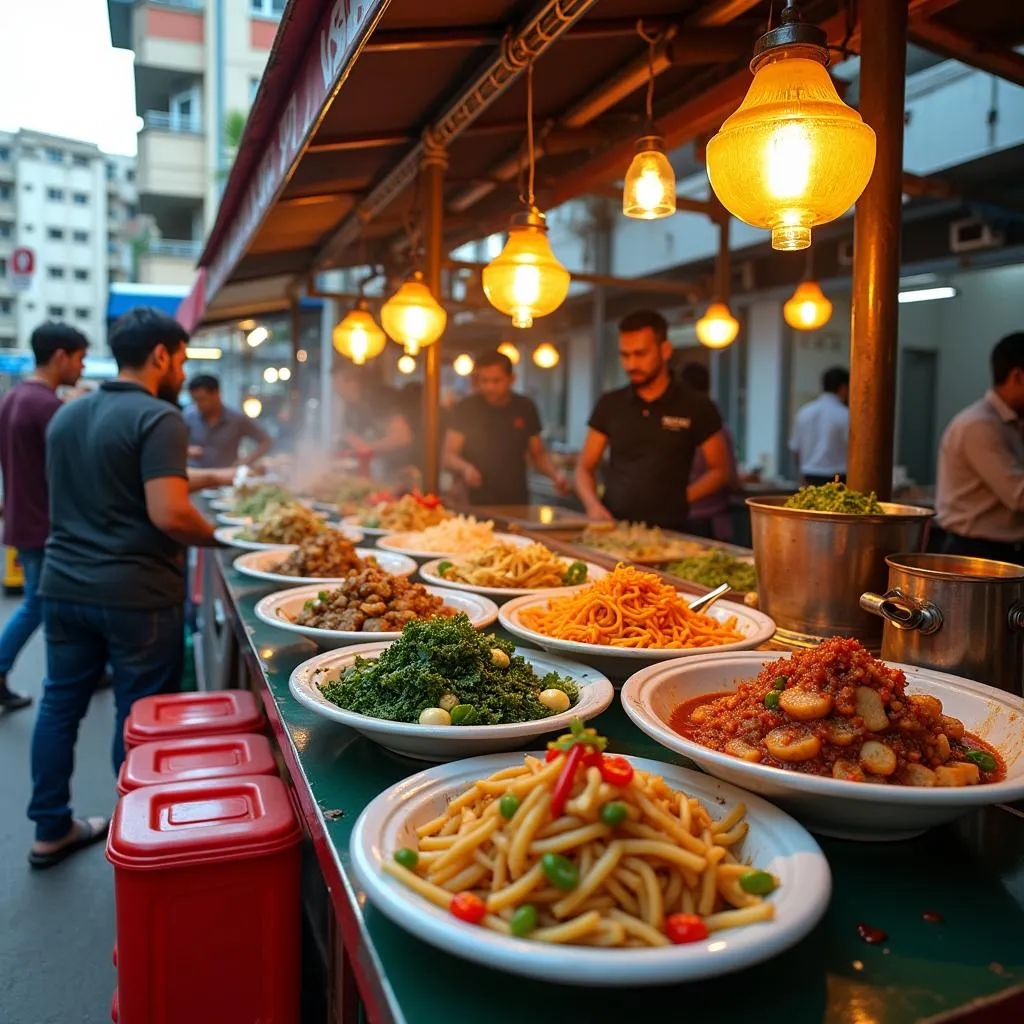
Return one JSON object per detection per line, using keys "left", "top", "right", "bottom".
{"left": 789, "top": 367, "right": 850, "bottom": 485}
{"left": 936, "top": 333, "right": 1024, "bottom": 566}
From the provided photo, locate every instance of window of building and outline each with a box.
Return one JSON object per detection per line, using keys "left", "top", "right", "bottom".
{"left": 0, "top": 258, "right": 6, "bottom": 276}
{"left": 0, "top": 299, "right": 11, "bottom": 315}
{"left": 44, "top": 147, "right": 63, "bottom": 164}
{"left": 47, "top": 187, "right": 64, "bottom": 201}
{"left": 47, "top": 227, "right": 65, "bottom": 241}
{"left": 0, "top": 184, "right": 11, "bottom": 200}
{"left": 125, "top": 203, "right": 136, "bottom": 218}
{"left": 0, "top": 147, "right": 9, "bottom": 161}
{"left": 47, "top": 266, "right": 65, "bottom": 280}
{"left": 0, "top": 222, "right": 11, "bottom": 239}
{"left": 48, "top": 305, "right": 66, "bottom": 318}
{"left": 73, "top": 192, "right": 88, "bottom": 206}
{"left": 106, "top": 162, "right": 115, "bottom": 180}
{"left": 74, "top": 307, "right": 90, "bottom": 320}
{"left": 73, "top": 229, "right": 89, "bottom": 243}
{"left": 250, "top": 0, "right": 285, "bottom": 15}
{"left": 73, "top": 269, "right": 89, "bottom": 282}
{"left": 126, "top": 168, "right": 135, "bottom": 182}
{"left": 72, "top": 154, "right": 90, "bottom": 168}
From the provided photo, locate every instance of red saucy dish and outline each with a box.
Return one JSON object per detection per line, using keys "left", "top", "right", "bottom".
{"left": 670, "top": 638, "right": 1005, "bottom": 786}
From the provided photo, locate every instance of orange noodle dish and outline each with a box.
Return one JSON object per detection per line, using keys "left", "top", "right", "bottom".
{"left": 384, "top": 723, "right": 778, "bottom": 947}
{"left": 671, "top": 638, "right": 1004, "bottom": 786}
{"left": 518, "top": 564, "right": 745, "bottom": 649}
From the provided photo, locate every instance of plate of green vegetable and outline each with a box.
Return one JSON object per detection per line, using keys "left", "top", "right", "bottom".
{"left": 288, "top": 616, "right": 615, "bottom": 761}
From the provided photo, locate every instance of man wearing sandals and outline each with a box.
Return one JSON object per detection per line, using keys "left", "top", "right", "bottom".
{"left": 27, "top": 309, "right": 230, "bottom": 868}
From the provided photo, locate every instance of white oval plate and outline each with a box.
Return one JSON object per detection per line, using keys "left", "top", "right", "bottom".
{"left": 498, "top": 592, "right": 776, "bottom": 680}
{"left": 233, "top": 547, "right": 417, "bottom": 585}
{"left": 254, "top": 583, "right": 498, "bottom": 648}
{"left": 341, "top": 514, "right": 392, "bottom": 538}
{"left": 378, "top": 531, "right": 531, "bottom": 561}
{"left": 289, "top": 644, "right": 614, "bottom": 761}
{"left": 620, "top": 651, "right": 1024, "bottom": 840}
{"left": 216, "top": 508, "right": 328, "bottom": 527}
{"left": 350, "top": 752, "right": 831, "bottom": 984}
{"left": 419, "top": 557, "right": 608, "bottom": 599}
{"left": 214, "top": 523, "right": 364, "bottom": 552}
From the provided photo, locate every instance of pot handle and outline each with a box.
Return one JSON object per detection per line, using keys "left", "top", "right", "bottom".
{"left": 860, "top": 588, "right": 944, "bottom": 635}
{"left": 1009, "top": 603, "right": 1024, "bottom": 633}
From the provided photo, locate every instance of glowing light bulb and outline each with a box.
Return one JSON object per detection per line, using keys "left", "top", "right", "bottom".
{"left": 532, "top": 342, "right": 560, "bottom": 369}
{"left": 278, "top": 367, "right": 292, "bottom": 381}
{"left": 380, "top": 271, "right": 447, "bottom": 354}
{"left": 453, "top": 353, "right": 475, "bottom": 376}
{"left": 783, "top": 280, "right": 832, "bottom": 330}
{"left": 696, "top": 303, "right": 740, "bottom": 349}
{"left": 397, "top": 354, "right": 416, "bottom": 375}
{"left": 623, "top": 137, "right": 676, "bottom": 220}
{"left": 497, "top": 341, "right": 520, "bottom": 365}
{"left": 242, "top": 397, "right": 262, "bottom": 418}
{"left": 263, "top": 367, "right": 279, "bottom": 384}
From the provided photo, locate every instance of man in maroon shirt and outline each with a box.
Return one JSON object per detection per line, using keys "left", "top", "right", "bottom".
{"left": 0, "top": 322, "right": 88, "bottom": 710}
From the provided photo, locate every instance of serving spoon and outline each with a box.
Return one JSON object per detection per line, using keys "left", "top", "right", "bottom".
{"left": 686, "top": 582, "right": 731, "bottom": 613}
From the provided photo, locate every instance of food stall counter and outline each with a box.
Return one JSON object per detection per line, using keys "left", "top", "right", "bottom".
{"left": 213, "top": 551, "right": 1024, "bottom": 1024}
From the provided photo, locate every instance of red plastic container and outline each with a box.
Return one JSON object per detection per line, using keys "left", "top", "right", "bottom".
{"left": 107, "top": 775, "right": 302, "bottom": 1024}
{"left": 123, "top": 690, "right": 265, "bottom": 751}
{"left": 117, "top": 733, "right": 278, "bottom": 795}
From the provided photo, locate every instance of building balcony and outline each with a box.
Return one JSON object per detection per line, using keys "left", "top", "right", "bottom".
{"left": 138, "top": 240, "right": 201, "bottom": 286}
{"left": 136, "top": 122, "right": 206, "bottom": 200}
{"left": 131, "top": 1, "right": 204, "bottom": 76}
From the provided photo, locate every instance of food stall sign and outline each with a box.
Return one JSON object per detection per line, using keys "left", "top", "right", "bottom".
{"left": 205, "top": 0, "right": 389, "bottom": 300}
{"left": 9, "top": 247, "right": 34, "bottom": 292}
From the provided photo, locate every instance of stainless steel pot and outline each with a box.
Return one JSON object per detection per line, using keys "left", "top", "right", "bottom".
{"left": 861, "top": 553, "right": 1024, "bottom": 694}
{"left": 747, "top": 497, "right": 934, "bottom": 646}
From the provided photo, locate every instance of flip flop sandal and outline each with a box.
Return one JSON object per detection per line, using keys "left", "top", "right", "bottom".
{"left": 28, "top": 816, "right": 110, "bottom": 871}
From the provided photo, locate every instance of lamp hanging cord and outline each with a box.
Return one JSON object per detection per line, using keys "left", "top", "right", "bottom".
{"left": 636, "top": 20, "right": 659, "bottom": 131}
{"left": 526, "top": 58, "right": 536, "bottom": 208}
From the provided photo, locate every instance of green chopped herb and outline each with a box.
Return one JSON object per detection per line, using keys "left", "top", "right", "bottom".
{"left": 783, "top": 481, "right": 884, "bottom": 515}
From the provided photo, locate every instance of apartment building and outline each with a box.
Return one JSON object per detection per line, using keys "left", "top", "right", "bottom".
{"left": 107, "top": 0, "right": 282, "bottom": 287}
{"left": 0, "top": 130, "right": 138, "bottom": 352}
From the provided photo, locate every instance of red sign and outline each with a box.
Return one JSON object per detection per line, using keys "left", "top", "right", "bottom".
{"left": 205, "top": 0, "right": 386, "bottom": 300}
{"left": 9, "top": 247, "right": 34, "bottom": 292}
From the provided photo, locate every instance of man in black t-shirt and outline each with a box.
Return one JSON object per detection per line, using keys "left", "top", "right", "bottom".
{"left": 575, "top": 310, "right": 729, "bottom": 531}
{"left": 443, "top": 350, "right": 569, "bottom": 507}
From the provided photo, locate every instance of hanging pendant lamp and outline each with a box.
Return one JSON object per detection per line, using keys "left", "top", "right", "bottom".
{"left": 483, "top": 61, "right": 571, "bottom": 329}
{"left": 380, "top": 270, "right": 447, "bottom": 356}
{"left": 706, "top": 1, "right": 876, "bottom": 251}
{"left": 696, "top": 303, "right": 740, "bottom": 349}
{"left": 623, "top": 26, "right": 675, "bottom": 220}
{"left": 332, "top": 298, "right": 387, "bottom": 366}
{"left": 784, "top": 279, "right": 832, "bottom": 330}
{"left": 532, "top": 342, "right": 560, "bottom": 368}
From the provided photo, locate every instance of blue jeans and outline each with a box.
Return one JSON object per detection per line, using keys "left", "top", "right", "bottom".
{"left": 28, "top": 600, "right": 184, "bottom": 842}
{"left": 0, "top": 548, "right": 45, "bottom": 676}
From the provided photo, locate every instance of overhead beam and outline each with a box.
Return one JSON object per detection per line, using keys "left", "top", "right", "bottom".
{"left": 909, "top": 19, "right": 1024, "bottom": 88}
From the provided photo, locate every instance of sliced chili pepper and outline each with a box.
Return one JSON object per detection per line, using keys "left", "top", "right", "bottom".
{"left": 599, "top": 755, "right": 634, "bottom": 788}
{"left": 545, "top": 747, "right": 562, "bottom": 763}
{"left": 582, "top": 749, "right": 605, "bottom": 769}
{"left": 550, "top": 742, "right": 585, "bottom": 818}
{"left": 449, "top": 891, "right": 487, "bottom": 925}
{"left": 665, "top": 913, "right": 709, "bottom": 944}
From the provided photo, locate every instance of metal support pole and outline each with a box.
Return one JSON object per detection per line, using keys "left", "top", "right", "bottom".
{"left": 848, "top": 0, "right": 908, "bottom": 500}
{"left": 421, "top": 134, "right": 448, "bottom": 493}
{"left": 289, "top": 297, "right": 301, "bottom": 410}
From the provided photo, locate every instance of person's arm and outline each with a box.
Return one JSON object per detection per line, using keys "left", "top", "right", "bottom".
{"left": 960, "top": 420, "right": 1024, "bottom": 512}
{"left": 574, "top": 428, "right": 613, "bottom": 520}
{"left": 352, "top": 413, "right": 413, "bottom": 457}
{"left": 442, "top": 428, "right": 482, "bottom": 488}
{"left": 687, "top": 431, "right": 731, "bottom": 505}
{"left": 527, "top": 435, "right": 570, "bottom": 494}
{"left": 239, "top": 419, "right": 272, "bottom": 466}
{"left": 186, "top": 467, "right": 236, "bottom": 492}
{"left": 145, "top": 477, "right": 220, "bottom": 546}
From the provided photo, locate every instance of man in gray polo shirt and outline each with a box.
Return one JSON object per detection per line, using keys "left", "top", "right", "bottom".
{"left": 28, "top": 308, "right": 230, "bottom": 869}
{"left": 936, "top": 332, "right": 1024, "bottom": 565}
{"left": 185, "top": 373, "right": 271, "bottom": 468}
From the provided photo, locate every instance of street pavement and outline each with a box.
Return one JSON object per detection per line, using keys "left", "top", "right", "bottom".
{"left": 0, "top": 595, "right": 117, "bottom": 1024}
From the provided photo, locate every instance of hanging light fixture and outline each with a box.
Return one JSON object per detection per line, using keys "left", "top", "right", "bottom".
{"left": 497, "top": 341, "right": 521, "bottom": 365}
{"left": 453, "top": 353, "right": 475, "bottom": 377}
{"left": 623, "top": 25, "right": 676, "bottom": 220}
{"left": 381, "top": 273, "right": 447, "bottom": 356}
{"left": 397, "top": 353, "right": 417, "bottom": 375}
{"left": 706, "top": 1, "right": 876, "bottom": 251}
{"left": 483, "top": 61, "right": 570, "bottom": 329}
{"left": 332, "top": 298, "right": 387, "bottom": 366}
{"left": 784, "top": 280, "right": 832, "bottom": 330}
{"left": 242, "top": 397, "right": 263, "bottom": 419}
{"left": 532, "top": 342, "right": 560, "bottom": 369}
{"left": 696, "top": 303, "right": 740, "bottom": 349}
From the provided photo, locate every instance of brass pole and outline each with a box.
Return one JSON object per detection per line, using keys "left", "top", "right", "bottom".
{"left": 421, "top": 133, "right": 448, "bottom": 493}
{"left": 848, "top": 0, "right": 908, "bottom": 500}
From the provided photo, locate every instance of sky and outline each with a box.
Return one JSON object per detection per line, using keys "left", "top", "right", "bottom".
{"left": 0, "top": 0, "right": 139, "bottom": 155}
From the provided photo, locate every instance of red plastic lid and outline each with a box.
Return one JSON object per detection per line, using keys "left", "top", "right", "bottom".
{"left": 107, "top": 775, "right": 301, "bottom": 871}
{"left": 117, "top": 733, "right": 277, "bottom": 794}
{"left": 123, "top": 690, "right": 265, "bottom": 746}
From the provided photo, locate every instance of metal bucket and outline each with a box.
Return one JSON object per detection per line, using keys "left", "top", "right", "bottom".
{"left": 861, "top": 553, "right": 1024, "bottom": 694}
{"left": 747, "top": 496, "right": 934, "bottom": 646}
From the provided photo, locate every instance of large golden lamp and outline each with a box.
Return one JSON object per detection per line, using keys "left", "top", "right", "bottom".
{"left": 482, "top": 207, "right": 571, "bottom": 329}
{"left": 696, "top": 302, "right": 740, "bottom": 349}
{"left": 332, "top": 299, "right": 386, "bottom": 365}
{"left": 706, "top": 5, "right": 876, "bottom": 251}
{"left": 380, "top": 271, "right": 447, "bottom": 356}
{"left": 784, "top": 279, "right": 833, "bottom": 330}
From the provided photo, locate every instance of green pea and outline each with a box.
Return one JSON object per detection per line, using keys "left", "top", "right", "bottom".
{"left": 541, "top": 853, "right": 579, "bottom": 891}
{"left": 499, "top": 793, "right": 521, "bottom": 819}
{"left": 773, "top": 676, "right": 788, "bottom": 690}
{"left": 509, "top": 904, "right": 538, "bottom": 937}
{"left": 437, "top": 561, "right": 453, "bottom": 577}
{"left": 450, "top": 704, "right": 478, "bottom": 726}
{"left": 393, "top": 848, "right": 418, "bottom": 870}
{"left": 764, "top": 691, "right": 781, "bottom": 710}
{"left": 963, "top": 749, "right": 998, "bottom": 773}
{"left": 599, "top": 801, "right": 628, "bottom": 828}
{"left": 739, "top": 870, "right": 776, "bottom": 895}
